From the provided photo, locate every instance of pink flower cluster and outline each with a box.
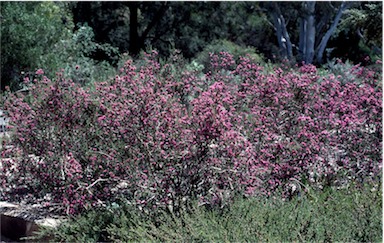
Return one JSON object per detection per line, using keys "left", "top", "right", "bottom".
{"left": 1, "top": 53, "right": 381, "bottom": 215}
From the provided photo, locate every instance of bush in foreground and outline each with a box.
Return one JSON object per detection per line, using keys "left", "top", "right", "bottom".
{"left": 35, "top": 182, "right": 381, "bottom": 242}
{"left": 1, "top": 51, "right": 382, "bottom": 215}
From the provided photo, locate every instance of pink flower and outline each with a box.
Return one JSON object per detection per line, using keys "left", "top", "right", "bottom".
{"left": 35, "top": 69, "right": 44, "bottom": 75}
{"left": 97, "top": 115, "right": 106, "bottom": 123}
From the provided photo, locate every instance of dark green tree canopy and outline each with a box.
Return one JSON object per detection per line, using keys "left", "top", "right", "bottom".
{"left": 1, "top": 1, "right": 382, "bottom": 91}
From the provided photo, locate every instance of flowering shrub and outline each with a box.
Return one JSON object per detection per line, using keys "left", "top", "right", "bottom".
{"left": 1, "top": 52, "right": 381, "bottom": 215}
{"left": 231, "top": 58, "right": 382, "bottom": 192}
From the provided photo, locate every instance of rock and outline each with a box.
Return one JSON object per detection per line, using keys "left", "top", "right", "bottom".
{"left": 0, "top": 110, "right": 8, "bottom": 133}
{"left": 0, "top": 214, "right": 40, "bottom": 241}
{"left": 0, "top": 201, "right": 66, "bottom": 242}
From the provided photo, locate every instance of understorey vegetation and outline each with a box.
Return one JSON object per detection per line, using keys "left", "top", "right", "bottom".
{"left": 36, "top": 183, "right": 382, "bottom": 242}
{"left": 0, "top": 51, "right": 382, "bottom": 241}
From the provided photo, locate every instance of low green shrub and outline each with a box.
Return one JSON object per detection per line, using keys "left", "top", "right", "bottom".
{"left": 44, "top": 24, "right": 119, "bottom": 86}
{"left": 37, "top": 182, "right": 382, "bottom": 242}
{"left": 320, "top": 58, "right": 383, "bottom": 86}
{"left": 194, "top": 39, "right": 265, "bottom": 72}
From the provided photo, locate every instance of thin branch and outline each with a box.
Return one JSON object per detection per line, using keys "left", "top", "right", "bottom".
{"left": 86, "top": 178, "right": 109, "bottom": 190}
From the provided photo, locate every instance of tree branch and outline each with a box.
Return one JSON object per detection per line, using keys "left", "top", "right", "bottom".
{"left": 272, "top": 2, "right": 293, "bottom": 60}
{"left": 139, "top": 2, "right": 169, "bottom": 44}
{"left": 316, "top": 1, "right": 351, "bottom": 63}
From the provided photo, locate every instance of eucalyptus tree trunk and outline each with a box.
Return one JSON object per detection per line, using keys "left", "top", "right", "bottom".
{"left": 299, "top": 1, "right": 316, "bottom": 64}
{"left": 271, "top": 2, "right": 293, "bottom": 61}
{"left": 262, "top": 1, "right": 351, "bottom": 64}
{"left": 315, "top": 1, "right": 350, "bottom": 64}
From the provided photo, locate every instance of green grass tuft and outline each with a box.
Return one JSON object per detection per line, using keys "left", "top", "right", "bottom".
{"left": 37, "top": 181, "right": 382, "bottom": 242}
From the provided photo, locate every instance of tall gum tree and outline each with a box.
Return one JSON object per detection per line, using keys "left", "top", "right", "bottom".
{"left": 264, "top": 1, "right": 351, "bottom": 64}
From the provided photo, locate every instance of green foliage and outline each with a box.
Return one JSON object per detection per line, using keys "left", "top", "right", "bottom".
{"left": 70, "top": 24, "right": 120, "bottom": 63}
{"left": 36, "top": 209, "right": 115, "bottom": 242}
{"left": 333, "top": 2, "right": 382, "bottom": 63}
{"left": 55, "top": 24, "right": 119, "bottom": 86}
{"left": 0, "top": 2, "right": 119, "bottom": 90}
{"left": 36, "top": 23, "right": 120, "bottom": 87}
{"left": 339, "top": 2, "right": 382, "bottom": 49}
{"left": 68, "top": 1, "right": 381, "bottom": 65}
{"left": 320, "top": 58, "right": 382, "bottom": 86}
{"left": 0, "top": 2, "right": 72, "bottom": 90}
{"left": 251, "top": 182, "right": 382, "bottom": 242}
{"left": 68, "top": 2, "right": 276, "bottom": 62}
{"left": 1, "top": 1, "right": 382, "bottom": 91}
{"left": 167, "top": 2, "right": 276, "bottom": 61}
{"left": 194, "top": 39, "right": 264, "bottom": 72}
{"left": 39, "top": 182, "right": 382, "bottom": 242}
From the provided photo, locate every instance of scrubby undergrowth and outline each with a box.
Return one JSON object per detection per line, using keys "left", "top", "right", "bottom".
{"left": 35, "top": 182, "right": 381, "bottom": 242}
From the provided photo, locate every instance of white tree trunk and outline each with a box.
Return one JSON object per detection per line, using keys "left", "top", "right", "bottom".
{"left": 271, "top": 3, "right": 293, "bottom": 61}
{"left": 304, "top": 2, "right": 316, "bottom": 64}
{"left": 299, "top": 14, "right": 307, "bottom": 62}
{"left": 299, "top": 2, "right": 316, "bottom": 64}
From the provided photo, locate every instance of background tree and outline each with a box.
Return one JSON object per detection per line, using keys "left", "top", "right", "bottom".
{"left": 69, "top": 2, "right": 273, "bottom": 60}
{"left": 1, "top": 1, "right": 382, "bottom": 91}
{"left": 266, "top": 2, "right": 295, "bottom": 61}
{"left": 314, "top": 1, "right": 351, "bottom": 64}
{"left": 261, "top": 1, "right": 353, "bottom": 64}
{"left": 70, "top": 2, "right": 170, "bottom": 58}
{"left": 0, "top": 2, "right": 119, "bottom": 91}
{"left": 0, "top": 2, "right": 72, "bottom": 90}
{"left": 331, "top": 1, "right": 382, "bottom": 63}
{"left": 69, "top": 1, "right": 381, "bottom": 65}
{"left": 70, "top": 2, "right": 125, "bottom": 63}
